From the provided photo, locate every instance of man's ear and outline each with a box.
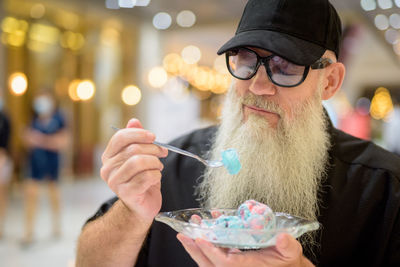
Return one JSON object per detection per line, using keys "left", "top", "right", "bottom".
{"left": 321, "top": 62, "right": 346, "bottom": 100}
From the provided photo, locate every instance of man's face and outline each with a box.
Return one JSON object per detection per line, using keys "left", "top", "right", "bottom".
{"left": 197, "top": 47, "right": 330, "bottom": 218}
{"left": 235, "top": 47, "right": 324, "bottom": 128}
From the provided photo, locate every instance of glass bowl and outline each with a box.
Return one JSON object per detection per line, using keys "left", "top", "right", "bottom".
{"left": 155, "top": 208, "right": 319, "bottom": 249}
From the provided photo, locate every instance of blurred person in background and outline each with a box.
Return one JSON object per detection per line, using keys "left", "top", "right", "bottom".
{"left": 20, "top": 91, "right": 69, "bottom": 245}
{"left": 0, "top": 95, "right": 12, "bottom": 239}
{"left": 76, "top": 0, "right": 400, "bottom": 266}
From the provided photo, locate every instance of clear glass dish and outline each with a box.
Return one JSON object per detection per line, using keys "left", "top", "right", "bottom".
{"left": 155, "top": 208, "right": 319, "bottom": 249}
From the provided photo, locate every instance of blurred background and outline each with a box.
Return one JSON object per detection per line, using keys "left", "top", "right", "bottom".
{"left": 0, "top": 0, "right": 399, "bottom": 266}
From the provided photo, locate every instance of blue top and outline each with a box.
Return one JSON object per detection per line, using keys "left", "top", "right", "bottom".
{"left": 28, "top": 110, "right": 66, "bottom": 180}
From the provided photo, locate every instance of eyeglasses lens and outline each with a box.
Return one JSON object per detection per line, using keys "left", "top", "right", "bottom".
{"left": 228, "top": 49, "right": 258, "bottom": 79}
{"left": 268, "top": 56, "right": 305, "bottom": 86}
{"left": 227, "top": 48, "right": 306, "bottom": 87}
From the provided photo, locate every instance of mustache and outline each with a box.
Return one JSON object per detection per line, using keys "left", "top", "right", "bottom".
{"left": 241, "top": 93, "right": 284, "bottom": 116}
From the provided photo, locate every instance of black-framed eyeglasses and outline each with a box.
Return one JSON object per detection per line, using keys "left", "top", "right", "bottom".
{"left": 225, "top": 47, "right": 333, "bottom": 88}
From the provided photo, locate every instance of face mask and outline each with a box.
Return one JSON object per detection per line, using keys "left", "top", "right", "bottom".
{"left": 33, "top": 96, "right": 54, "bottom": 115}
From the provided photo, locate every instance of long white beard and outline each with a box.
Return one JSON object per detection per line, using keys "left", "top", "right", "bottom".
{"left": 197, "top": 83, "right": 330, "bottom": 224}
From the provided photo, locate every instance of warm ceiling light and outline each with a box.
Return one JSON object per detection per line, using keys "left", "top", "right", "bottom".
{"left": 163, "top": 53, "right": 183, "bottom": 75}
{"left": 121, "top": 85, "right": 142, "bottom": 105}
{"left": 148, "top": 66, "right": 168, "bottom": 88}
{"left": 76, "top": 80, "right": 96, "bottom": 101}
{"left": 181, "top": 45, "right": 201, "bottom": 64}
{"left": 68, "top": 79, "right": 81, "bottom": 101}
{"left": 9, "top": 72, "right": 28, "bottom": 95}
{"left": 370, "top": 87, "right": 394, "bottom": 120}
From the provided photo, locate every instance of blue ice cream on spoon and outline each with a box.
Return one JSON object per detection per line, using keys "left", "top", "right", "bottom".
{"left": 221, "top": 148, "right": 241, "bottom": 175}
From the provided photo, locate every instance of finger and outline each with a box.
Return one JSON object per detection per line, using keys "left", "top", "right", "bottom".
{"left": 195, "top": 238, "right": 233, "bottom": 265}
{"left": 102, "top": 128, "right": 155, "bottom": 161}
{"left": 126, "top": 118, "right": 143, "bottom": 129}
{"left": 117, "top": 169, "right": 162, "bottom": 196}
{"left": 275, "top": 233, "right": 302, "bottom": 260}
{"left": 100, "top": 143, "right": 168, "bottom": 182}
{"left": 107, "top": 155, "right": 163, "bottom": 186}
{"left": 177, "top": 234, "right": 214, "bottom": 267}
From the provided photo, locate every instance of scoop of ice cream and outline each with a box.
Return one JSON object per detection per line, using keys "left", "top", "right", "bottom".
{"left": 189, "top": 200, "right": 275, "bottom": 231}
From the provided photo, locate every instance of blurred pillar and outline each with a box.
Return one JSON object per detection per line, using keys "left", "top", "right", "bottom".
{"left": 96, "top": 20, "right": 123, "bottom": 149}
{"left": 0, "top": 3, "right": 4, "bottom": 94}
{"left": 136, "top": 22, "right": 161, "bottom": 128}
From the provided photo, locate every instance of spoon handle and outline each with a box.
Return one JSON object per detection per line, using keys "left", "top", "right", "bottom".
{"left": 111, "top": 126, "right": 207, "bottom": 165}
{"left": 153, "top": 141, "right": 204, "bottom": 163}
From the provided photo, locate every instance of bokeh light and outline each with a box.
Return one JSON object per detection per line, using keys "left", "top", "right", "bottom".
{"left": 118, "top": 0, "right": 136, "bottom": 8}
{"left": 181, "top": 45, "right": 201, "bottom": 64}
{"left": 163, "top": 53, "right": 184, "bottom": 75}
{"left": 153, "top": 12, "right": 172, "bottom": 30}
{"left": 148, "top": 66, "right": 168, "bottom": 88}
{"left": 76, "top": 80, "right": 96, "bottom": 101}
{"left": 121, "top": 85, "right": 142, "bottom": 105}
{"left": 389, "top": 14, "right": 400, "bottom": 29}
{"left": 1, "top": 17, "right": 28, "bottom": 47}
{"left": 68, "top": 79, "right": 81, "bottom": 101}
{"left": 385, "top": 28, "right": 399, "bottom": 44}
{"left": 8, "top": 72, "right": 28, "bottom": 96}
{"left": 105, "top": 0, "right": 120, "bottom": 9}
{"left": 356, "top": 97, "right": 371, "bottom": 115}
{"left": 58, "top": 12, "right": 79, "bottom": 30}
{"left": 377, "top": 0, "right": 393, "bottom": 9}
{"left": 361, "top": 0, "right": 377, "bottom": 11}
{"left": 370, "top": 87, "right": 394, "bottom": 120}
{"left": 30, "top": 4, "right": 46, "bottom": 19}
{"left": 375, "top": 14, "right": 389, "bottom": 30}
{"left": 214, "top": 56, "right": 228, "bottom": 74}
{"left": 60, "top": 31, "right": 85, "bottom": 50}
{"left": 176, "top": 10, "right": 196, "bottom": 28}
{"left": 136, "top": 0, "right": 151, "bottom": 6}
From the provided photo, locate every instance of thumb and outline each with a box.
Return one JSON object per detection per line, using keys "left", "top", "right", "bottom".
{"left": 126, "top": 118, "right": 143, "bottom": 129}
{"left": 275, "top": 233, "right": 302, "bottom": 260}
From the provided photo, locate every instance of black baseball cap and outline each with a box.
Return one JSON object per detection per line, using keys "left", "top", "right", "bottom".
{"left": 217, "top": 0, "right": 342, "bottom": 66}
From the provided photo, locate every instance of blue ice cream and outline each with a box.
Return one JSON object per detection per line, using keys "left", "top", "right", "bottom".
{"left": 221, "top": 148, "right": 241, "bottom": 175}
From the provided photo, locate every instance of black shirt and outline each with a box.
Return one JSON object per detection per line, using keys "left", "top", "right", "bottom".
{"left": 87, "top": 124, "right": 400, "bottom": 267}
{"left": 0, "top": 111, "right": 11, "bottom": 151}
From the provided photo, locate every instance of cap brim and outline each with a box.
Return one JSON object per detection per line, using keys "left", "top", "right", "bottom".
{"left": 217, "top": 30, "right": 325, "bottom": 66}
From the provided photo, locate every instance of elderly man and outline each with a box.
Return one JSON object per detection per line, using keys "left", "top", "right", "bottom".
{"left": 76, "top": 0, "right": 400, "bottom": 266}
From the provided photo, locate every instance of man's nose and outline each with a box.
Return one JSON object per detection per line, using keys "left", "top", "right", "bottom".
{"left": 248, "top": 65, "right": 277, "bottom": 96}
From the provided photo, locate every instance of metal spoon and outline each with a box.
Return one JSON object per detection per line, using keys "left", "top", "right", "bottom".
{"left": 111, "top": 126, "right": 223, "bottom": 168}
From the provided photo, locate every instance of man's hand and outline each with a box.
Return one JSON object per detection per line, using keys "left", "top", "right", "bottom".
{"left": 177, "top": 233, "right": 314, "bottom": 267}
{"left": 100, "top": 118, "right": 168, "bottom": 228}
